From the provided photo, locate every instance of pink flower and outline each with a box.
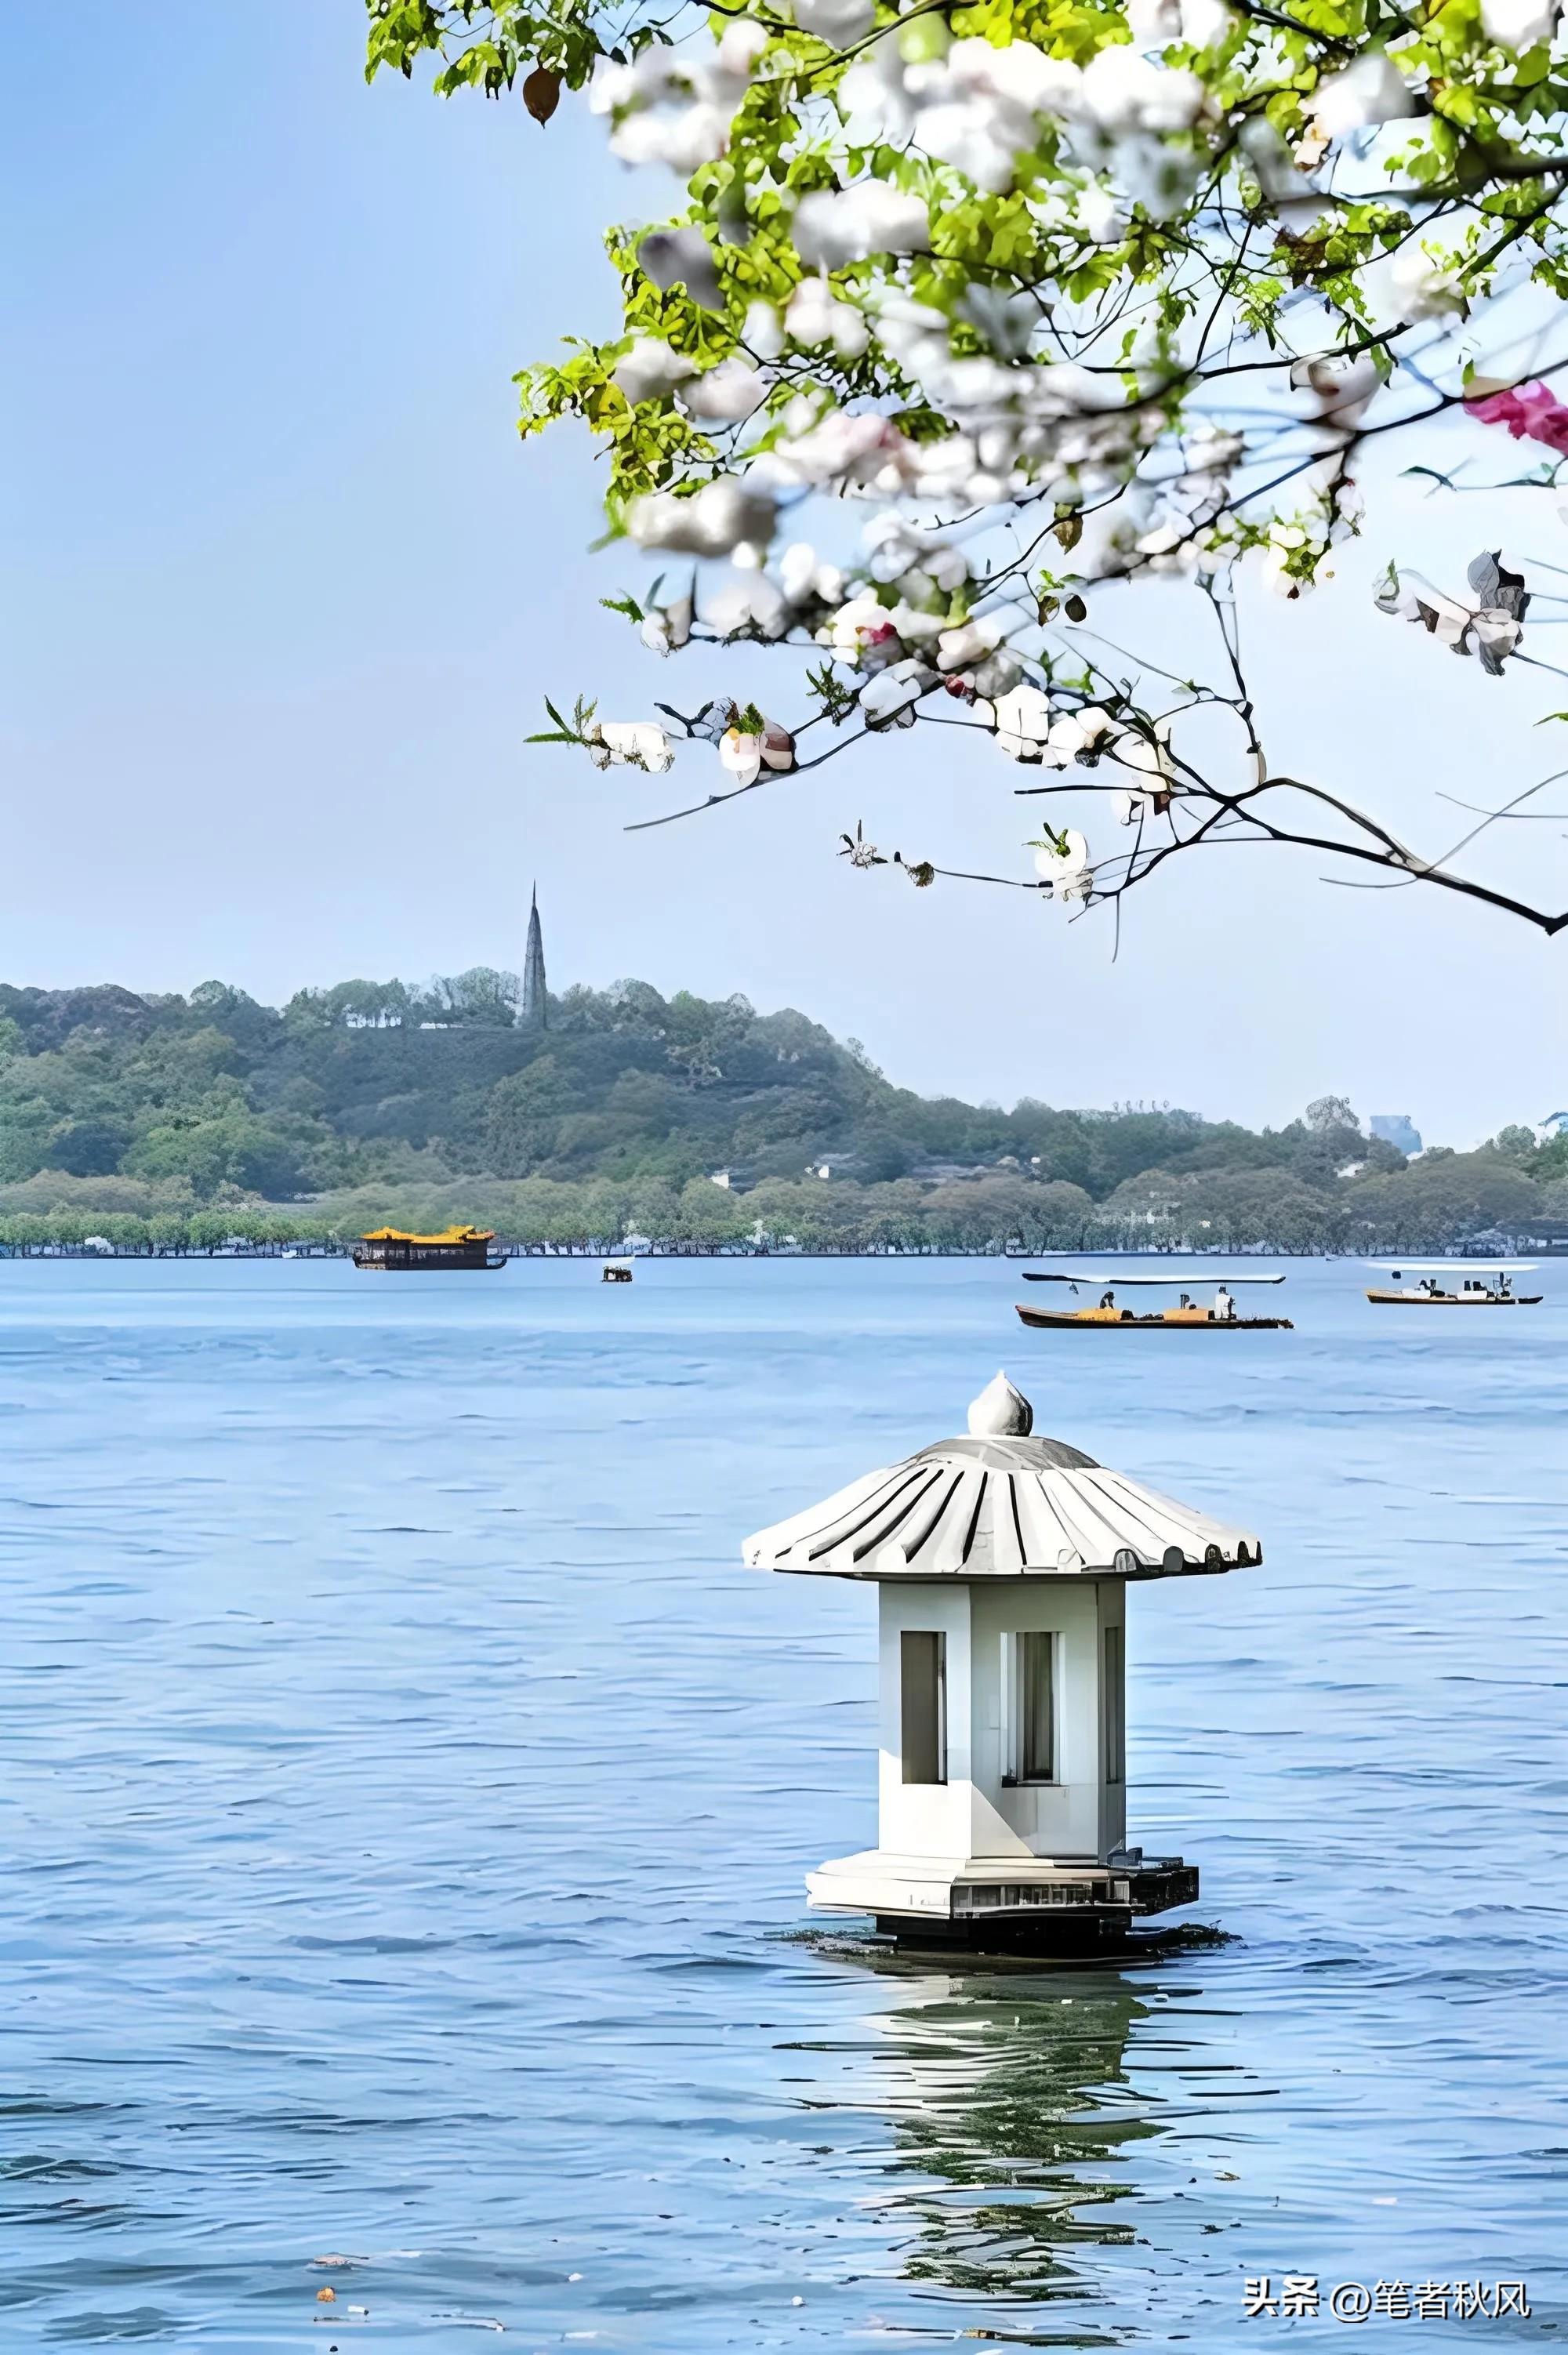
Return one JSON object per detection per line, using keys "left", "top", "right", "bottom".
{"left": 1465, "top": 379, "right": 1568, "bottom": 455}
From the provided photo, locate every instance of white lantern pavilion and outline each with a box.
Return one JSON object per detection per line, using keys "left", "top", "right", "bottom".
{"left": 743, "top": 1373, "right": 1261, "bottom": 1947}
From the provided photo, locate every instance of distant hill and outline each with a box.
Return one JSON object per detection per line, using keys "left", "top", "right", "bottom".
{"left": 1, "top": 974, "right": 1564, "bottom": 1251}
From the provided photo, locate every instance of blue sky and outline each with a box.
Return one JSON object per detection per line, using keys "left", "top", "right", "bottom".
{"left": 4, "top": 3, "right": 1564, "bottom": 1141}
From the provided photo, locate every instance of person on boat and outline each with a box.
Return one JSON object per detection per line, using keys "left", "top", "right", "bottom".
{"left": 1214, "top": 1284, "right": 1236, "bottom": 1322}
{"left": 1100, "top": 1288, "right": 1116, "bottom": 1312}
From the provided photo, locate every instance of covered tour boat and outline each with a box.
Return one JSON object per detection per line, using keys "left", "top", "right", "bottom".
{"left": 601, "top": 1260, "right": 633, "bottom": 1283}
{"left": 1017, "top": 1269, "right": 1292, "bottom": 1331}
{"left": 1363, "top": 1261, "right": 1541, "bottom": 1305}
{"left": 353, "top": 1225, "right": 506, "bottom": 1272}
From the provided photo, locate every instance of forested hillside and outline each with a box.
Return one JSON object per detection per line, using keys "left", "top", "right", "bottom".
{"left": 2, "top": 974, "right": 1565, "bottom": 1251}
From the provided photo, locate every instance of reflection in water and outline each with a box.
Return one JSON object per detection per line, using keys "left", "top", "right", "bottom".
{"left": 797, "top": 1937, "right": 1209, "bottom": 2334}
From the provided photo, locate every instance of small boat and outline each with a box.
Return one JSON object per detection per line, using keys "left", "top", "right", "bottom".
{"left": 353, "top": 1225, "right": 506, "bottom": 1272}
{"left": 602, "top": 1260, "right": 633, "bottom": 1283}
{"left": 1017, "top": 1268, "right": 1292, "bottom": 1331}
{"left": 1364, "top": 1261, "right": 1541, "bottom": 1305}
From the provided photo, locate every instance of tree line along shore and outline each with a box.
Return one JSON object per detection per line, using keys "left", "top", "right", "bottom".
{"left": 2, "top": 976, "right": 1564, "bottom": 1257}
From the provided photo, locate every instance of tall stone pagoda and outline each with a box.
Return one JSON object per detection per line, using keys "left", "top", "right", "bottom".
{"left": 521, "top": 884, "right": 547, "bottom": 1029}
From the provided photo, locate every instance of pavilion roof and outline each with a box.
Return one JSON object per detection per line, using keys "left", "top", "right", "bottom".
{"left": 743, "top": 1374, "right": 1261, "bottom": 1582}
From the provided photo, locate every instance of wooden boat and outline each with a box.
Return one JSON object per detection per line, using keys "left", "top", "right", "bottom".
{"left": 602, "top": 1260, "right": 633, "bottom": 1283}
{"left": 353, "top": 1225, "right": 506, "bottom": 1272}
{"left": 1017, "top": 1268, "right": 1292, "bottom": 1331}
{"left": 1363, "top": 1261, "right": 1541, "bottom": 1305}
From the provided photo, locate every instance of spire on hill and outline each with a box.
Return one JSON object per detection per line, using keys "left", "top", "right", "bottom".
{"left": 522, "top": 884, "right": 547, "bottom": 1028}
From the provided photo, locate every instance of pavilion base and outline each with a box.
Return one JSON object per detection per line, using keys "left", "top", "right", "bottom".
{"left": 808, "top": 1848, "right": 1198, "bottom": 1954}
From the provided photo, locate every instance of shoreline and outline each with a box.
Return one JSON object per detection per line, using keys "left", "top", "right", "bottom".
{"left": 3, "top": 1242, "right": 1563, "bottom": 1263}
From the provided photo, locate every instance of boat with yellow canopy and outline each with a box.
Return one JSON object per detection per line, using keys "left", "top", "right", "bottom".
{"left": 353, "top": 1225, "right": 506, "bottom": 1272}
{"left": 1363, "top": 1261, "right": 1541, "bottom": 1305}
{"left": 1017, "top": 1269, "right": 1291, "bottom": 1330}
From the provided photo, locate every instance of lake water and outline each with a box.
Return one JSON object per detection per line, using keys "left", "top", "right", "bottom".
{"left": 2, "top": 1256, "right": 1566, "bottom": 2349}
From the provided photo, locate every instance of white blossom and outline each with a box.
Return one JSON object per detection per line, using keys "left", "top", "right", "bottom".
{"left": 1033, "top": 828, "right": 1094, "bottom": 899}
{"left": 1181, "top": 0, "right": 1232, "bottom": 47}
{"left": 1127, "top": 0, "right": 1181, "bottom": 45}
{"left": 862, "top": 659, "right": 936, "bottom": 727}
{"left": 592, "top": 22, "right": 767, "bottom": 172}
{"left": 720, "top": 728, "right": 763, "bottom": 786}
{"left": 611, "top": 100, "right": 729, "bottom": 172}
{"left": 1109, "top": 131, "right": 1200, "bottom": 217}
{"left": 993, "top": 683, "right": 1067, "bottom": 762}
{"left": 681, "top": 359, "right": 768, "bottom": 421}
{"left": 584, "top": 719, "right": 674, "bottom": 771}
{"left": 720, "top": 715, "right": 795, "bottom": 785}
{"left": 960, "top": 283, "right": 1041, "bottom": 357}
{"left": 971, "top": 648, "right": 1024, "bottom": 700}
{"left": 882, "top": 600, "right": 945, "bottom": 644}
{"left": 1044, "top": 708, "right": 1120, "bottom": 760}
{"left": 912, "top": 100, "right": 1025, "bottom": 193}
{"left": 628, "top": 477, "right": 778, "bottom": 556}
{"left": 1481, "top": 0, "right": 1558, "bottom": 42}
{"left": 1126, "top": 0, "right": 1229, "bottom": 43}
{"left": 1258, "top": 519, "right": 1319, "bottom": 596}
{"left": 760, "top": 406, "right": 916, "bottom": 492}
{"left": 863, "top": 513, "right": 969, "bottom": 590}
{"left": 793, "top": 183, "right": 929, "bottom": 268}
{"left": 636, "top": 227, "right": 723, "bottom": 310}
{"left": 1390, "top": 241, "right": 1465, "bottom": 322}
{"left": 839, "top": 821, "right": 885, "bottom": 867}
{"left": 778, "top": 542, "right": 846, "bottom": 605}
{"left": 707, "top": 570, "right": 788, "bottom": 636}
{"left": 742, "top": 301, "right": 785, "bottom": 360}
{"left": 823, "top": 591, "right": 903, "bottom": 666}
{"left": 613, "top": 339, "right": 696, "bottom": 405}
{"left": 1116, "top": 730, "right": 1172, "bottom": 777}
{"left": 936, "top": 615, "right": 1004, "bottom": 671}
{"left": 1080, "top": 48, "right": 1205, "bottom": 132}
{"left": 839, "top": 38, "right": 920, "bottom": 146}
{"left": 943, "top": 36, "right": 1084, "bottom": 115}
{"left": 640, "top": 592, "right": 693, "bottom": 655}
{"left": 1290, "top": 350, "right": 1381, "bottom": 426}
{"left": 1075, "top": 179, "right": 1131, "bottom": 242}
{"left": 845, "top": 38, "right": 1087, "bottom": 192}
{"left": 1375, "top": 550, "right": 1527, "bottom": 671}
{"left": 1308, "top": 53, "right": 1415, "bottom": 142}
{"left": 789, "top": 0, "right": 875, "bottom": 46}
{"left": 784, "top": 276, "right": 871, "bottom": 357}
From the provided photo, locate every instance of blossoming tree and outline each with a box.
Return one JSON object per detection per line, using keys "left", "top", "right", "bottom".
{"left": 368, "top": 0, "right": 1568, "bottom": 934}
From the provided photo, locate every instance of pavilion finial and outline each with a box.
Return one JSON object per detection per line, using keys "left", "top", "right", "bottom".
{"left": 967, "top": 1371, "right": 1033, "bottom": 1438}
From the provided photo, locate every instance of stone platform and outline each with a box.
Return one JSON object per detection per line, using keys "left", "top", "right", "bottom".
{"left": 808, "top": 1848, "right": 1198, "bottom": 1950}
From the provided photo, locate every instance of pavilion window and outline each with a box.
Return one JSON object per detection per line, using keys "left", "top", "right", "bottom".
{"left": 1000, "top": 1631, "right": 1056, "bottom": 1785}
{"left": 1103, "top": 1624, "right": 1125, "bottom": 1786}
{"left": 900, "top": 1631, "right": 946, "bottom": 1786}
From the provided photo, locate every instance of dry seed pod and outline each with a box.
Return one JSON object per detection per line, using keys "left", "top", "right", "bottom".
{"left": 523, "top": 67, "right": 560, "bottom": 124}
